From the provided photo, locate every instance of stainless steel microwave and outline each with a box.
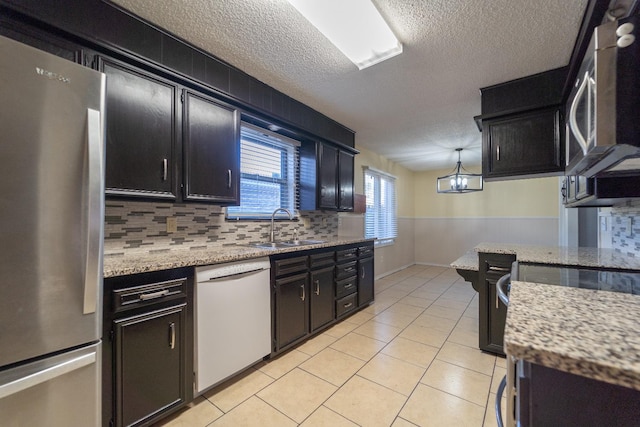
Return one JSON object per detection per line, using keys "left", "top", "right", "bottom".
{"left": 566, "top": 14, "right": 640, "bottom": 177}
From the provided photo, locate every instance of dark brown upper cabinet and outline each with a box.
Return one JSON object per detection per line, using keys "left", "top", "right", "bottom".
{"left": 99, "top": 56, "right": 178, "bottom": 200}
{"left": 182, "top": 90, "right": 240, "bottom": 204}
{"left": 301, "top": 141, "right": 357, "bottom": 211}
{"left": 482, "top": 107, "right": 564, "bottom": 180}
{"left": 476, "top": 67, "right": 566, "bottom": 181}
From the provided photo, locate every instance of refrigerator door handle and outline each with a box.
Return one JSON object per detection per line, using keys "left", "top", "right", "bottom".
{"left": 84, "top": 108, "right": 103, "bottom": 315}
{"left": 0, "top": 352, "right": 96, "bottom": 399}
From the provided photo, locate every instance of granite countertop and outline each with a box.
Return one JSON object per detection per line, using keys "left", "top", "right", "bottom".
{"left": 450, "top": 250, "right": 479, "bottom": 271}
{"left": 505, "top": 280, "right": 640, "bottom": 391}
{"left": 474, "top": 242, "right": 640, "bottom": 270}
{"left": 103, "top": 238, "right": 374, "bottom": 278}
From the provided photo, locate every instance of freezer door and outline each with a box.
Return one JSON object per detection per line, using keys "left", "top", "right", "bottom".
{"left": 0, "top": 342, "right": 101, "bottom": 427}
{"left": 0, "top": 35, "right": 105, "bottom": 367}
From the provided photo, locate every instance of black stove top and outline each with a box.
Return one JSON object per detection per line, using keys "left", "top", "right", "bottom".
{"left": 514, "top": 263, "right": 640, "bottom": 295}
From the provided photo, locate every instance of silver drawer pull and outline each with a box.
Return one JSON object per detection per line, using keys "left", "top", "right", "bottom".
{"left": 344, "top": 267, "right": 355, "bottom": 273}
{"left": 169, "top": 322, "right": 176, "bottom": 349}
{"left": 344, "top": 283, "right": 354, "bottom": 289}
{"left": 344, "top": 302, "right": 353, "bottom": 309}
{"left": 139, "top": 289, "right": 169, "bottom": 301}
{"left": 300, "top": 284, "right": 305, "bottom": 302}
{"left": 315, "top": 280, "right": 320, "bottom": 295}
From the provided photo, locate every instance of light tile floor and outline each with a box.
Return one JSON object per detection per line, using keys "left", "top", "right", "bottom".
{"left": 154, "top": 264, "right": 507, "bottom": 427}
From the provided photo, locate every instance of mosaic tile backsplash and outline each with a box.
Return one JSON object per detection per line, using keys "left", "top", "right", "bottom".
{"left": 610, "top": 200, "right": 640, "bottom": 256}
{"left": 105, "top": 200, "right": 338, "bottom": 255}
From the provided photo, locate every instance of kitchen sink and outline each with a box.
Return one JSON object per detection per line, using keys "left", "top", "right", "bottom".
{"left": 247, "top": 239, "right": 326, "bottom": 249}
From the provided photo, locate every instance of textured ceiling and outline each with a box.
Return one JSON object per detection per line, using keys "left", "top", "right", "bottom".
{"left": 111, "top": 0, "right": 589, "bottom": 171}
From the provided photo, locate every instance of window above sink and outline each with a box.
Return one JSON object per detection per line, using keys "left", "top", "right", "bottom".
{"left": 226, "top": 122, "right": 301, "bottom": 221}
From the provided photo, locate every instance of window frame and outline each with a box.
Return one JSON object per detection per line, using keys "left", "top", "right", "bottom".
{"left": 363, "top": 166, "right": 397, "bottom": 246}
{"left": 225, "top": 123, "right": 300, "bottom": 220}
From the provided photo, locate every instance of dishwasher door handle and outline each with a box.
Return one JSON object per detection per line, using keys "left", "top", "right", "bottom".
{"left": 203, "top": 268, "right": 267, "bottom": 283}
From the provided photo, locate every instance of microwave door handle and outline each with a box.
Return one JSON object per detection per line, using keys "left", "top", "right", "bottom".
{"left": 569, "top": 71, "right": 590, "bottom": 156}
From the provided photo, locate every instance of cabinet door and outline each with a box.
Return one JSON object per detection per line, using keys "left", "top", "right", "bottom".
{"left": 99, "top": 57, "right": 177, "bottom": 199}
{"left": 114, "top": 304, "right": 186, "bottom": 427}
{"left": 338, "top": 150, "right": 354, "bottom": 211}
{"left": 275, "top": 273, "right": 309, "bottom": 351}
{"left": 318, "top": 143, "right": 338, "bottom": 209}
{"left": 486, "top": 278, "right": 507, "bottom": 352}
{"left": 183, "top": 90, "right": 240, "bottom": 204}
{"left": 483, "top": 107, "right": 563, "bottom": 180}
{"left": 310, "top": 266, "right": 335, "bottom": 332}
{"left": 358, "top": 256, "right": 374, "bottom": 306}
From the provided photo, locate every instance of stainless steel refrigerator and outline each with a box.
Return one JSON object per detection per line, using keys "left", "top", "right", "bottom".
{"left": 0, "top": 35, "right": 105, "bottom": 426}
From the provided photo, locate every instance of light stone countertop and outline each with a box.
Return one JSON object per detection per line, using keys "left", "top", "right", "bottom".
{"left": 505, "top": 281, "right": 640, "bottom": 391}
{"left": 450, "top": 243, "right": 640, "bottom": 271}
{"left": 474, "top": 242, "right": 640, "bottom": 270}
{"left": 450, "top": 250, "right": 479, "bottom": 271}
{"left": 103, "top": 238, "right": 374, "bottom": 278}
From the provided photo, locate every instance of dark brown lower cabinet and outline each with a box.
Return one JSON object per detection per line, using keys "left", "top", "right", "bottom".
{"left": 103, "top": 268, "right": 193, "bottom": 427}
{"left": 478, "top": 252, "right": 515, "bottom": 356}
{"left": 271, "top": 243, "right": 374, "bottom": 355}
{"left": 114, "top": 304, "right": 186, "bottom": 427}
{"left": 358, "top": 255, "right": 374, "bottom": 306}
{"left": 310, "top": 265, "right": 335, "bottom": 332}
{"left": 274, "top": 272, "right": 309, "bottom": 351}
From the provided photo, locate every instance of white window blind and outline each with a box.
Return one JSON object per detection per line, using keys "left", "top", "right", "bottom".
{"left": 364, "top": 167, "right": 397, "bottom": 244}
{"left": 226, "top": 123, "right": 300, "bottom": 220}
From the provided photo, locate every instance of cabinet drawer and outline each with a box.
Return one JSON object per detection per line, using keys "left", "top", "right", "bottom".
{"left": 310, "top": 251, "right": 335, "bottom": 269}
{"left": 336, "top": 248, "right": 358, "bottom": 263}
{"left": 358, "top": 245, "right": 373, "bottom": 258}
{"left": 336, "top": 293, "right": 357, "bottom": 317}
{"left": 112, "top": 278, "right": 188, "bottom": 313}
{"left": 336, "top": 277, "right": 357, "bottom": 298}
{"left": 336, "top": 261, "right": 357, "bottom": 280}
{"left": 274, "top": 256, "right": 308, "bottom": 277}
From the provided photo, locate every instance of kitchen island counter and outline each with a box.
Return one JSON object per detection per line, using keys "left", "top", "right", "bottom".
{"left": 506, "top": 280, "right": 640, "bottom": 391}
{"left": 473, "top": 242, "right": 640, "bottom": 270}
{"left": 103, "top": 238, "right": 374, "bottom": 278}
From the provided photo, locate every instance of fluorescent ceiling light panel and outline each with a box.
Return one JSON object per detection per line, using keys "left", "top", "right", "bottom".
{"left": 287, "top": 0, "right": 402, "bottom": 70}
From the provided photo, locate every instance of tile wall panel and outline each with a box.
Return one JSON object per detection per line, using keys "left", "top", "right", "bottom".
{"left": 104, "top": 200, "right": 338, "bottom": 255}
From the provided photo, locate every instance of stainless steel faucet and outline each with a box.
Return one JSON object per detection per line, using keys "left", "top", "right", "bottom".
{"left": 270, "top": 208, "right": 292, "bottom": 242}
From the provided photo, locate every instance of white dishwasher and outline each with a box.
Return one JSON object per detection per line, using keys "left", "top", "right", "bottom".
{"left": 195, "top": 258, "right": 271, "bottom": 394}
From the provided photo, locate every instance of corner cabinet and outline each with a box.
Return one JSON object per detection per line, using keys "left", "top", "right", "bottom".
{"left": 478, "top": 252, "right": 515, "bottom": 356}
{"left": 182, "top": 90, "right": 240, "bottom": 204}
{"left": 300, "top": 141, "right": 357, "bottom": 211}
{"left": 482, "top": 107, "right": 564, "bottom": 180}
{"left": 99, "top": 56, "right": 178, "bottom": 199}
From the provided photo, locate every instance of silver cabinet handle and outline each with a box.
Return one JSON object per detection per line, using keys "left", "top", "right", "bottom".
{"left": 139, "top": 289, "right": 169, "bottom": 301}
{"left": 344, "top": 283, "right": 354, "bottom": 289}
{"left": 300, "top": 284, "right": 305, "bottom": 301}
{"left": 497, "top": 273, "right": 510, "bottom": 307}
{"left": 315, "top": 280, "right": 320, "bottom": 295}
{"left": 227, "top": 169, "right": 232, "bottom": 189}
{"left": 169, "top": 322, "right": 176, "bottom": 349}
{"left": 162, "top": 158, "right": 168, "bottom": 181}
{"left": 496, "top": 144, "right": 500, "bottom": 161}
{"left": 344, "top": 302, "right": 353, "bottom": 309}
{"left": 361, "top": 267, "right": 365, "bottom": 279}
{"left": 83, "top": 108, "right": 103, "bottom": 315}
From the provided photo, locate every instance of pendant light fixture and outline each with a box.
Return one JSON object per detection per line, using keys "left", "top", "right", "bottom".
{"left": 436, "top": 148, "right": 483, "bottom": 193}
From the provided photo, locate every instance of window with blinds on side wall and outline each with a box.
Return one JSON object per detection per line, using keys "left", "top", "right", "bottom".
{"left": 364, "top": 167, "right": 397, "bottom": 245}
{"left": 226, "top": 123, "right": 300, "bottom": 220}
